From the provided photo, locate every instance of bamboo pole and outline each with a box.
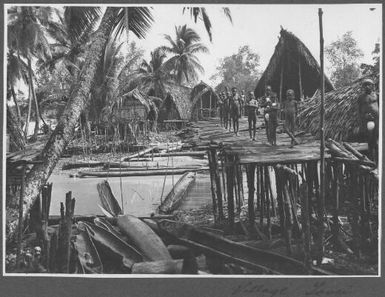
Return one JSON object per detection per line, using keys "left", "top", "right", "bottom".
{"left": 207, "top": 150, "right": 218, "bottom": 223}
{"left": 264, "top": 166, "right": 272, "bottom": 239}
{"left": 317, "top": 8, "right": 326, "bottom": 265}
{"left": 211, "top": 149, "right": 224, "bottom": 221}
{"left": 279, "top": 60, "right": 284, "bottom": 119}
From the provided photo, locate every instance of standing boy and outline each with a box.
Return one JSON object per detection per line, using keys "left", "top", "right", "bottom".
{"left": 230, "top": 87, "right": 241, "bottom": 136}
{"left": 247, "top": 91, "right": 258, "bottom": 140}
{"left": 265, "top": 93, "right": 279, "bottom": 146}
{"left": 284, "top": 89, "right": 298, "bottom": 146}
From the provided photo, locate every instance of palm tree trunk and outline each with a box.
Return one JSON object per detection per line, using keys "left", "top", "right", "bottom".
{"left": 7, "top": 104, "right": 26, "bottom": 151}
{"left": 24, "top": 80, "right": 32, "bottom": 139}
{"left": 27, "top": 58, "right": 40, "bottom": 141}
{"left": 6, "top": 8, "right": 119, "bottom": 241}
{"left": 10, "top": 85, "right": 23, "bottom": 129}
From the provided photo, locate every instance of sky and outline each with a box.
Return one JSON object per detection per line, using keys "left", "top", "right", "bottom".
{"left": 128, "top": 3, "right": 382, "bottom": 85}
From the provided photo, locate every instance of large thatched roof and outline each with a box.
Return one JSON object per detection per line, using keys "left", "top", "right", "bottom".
{"left": 254, "top": 28, "right": 334, "bottom": 100}
{"left": 120, "top": 88, "right": 162, "bottom": 113}
{"left": 162, "top": 83, "right": 192, "bottom": 120}
{"left": 298, "top": 74, "right": 379, "bottom": 141}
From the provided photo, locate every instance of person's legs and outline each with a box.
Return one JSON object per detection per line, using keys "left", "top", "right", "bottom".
{"left": 248, "top": 117, "right": 252, "bottom": 139}
{"left": 252, "top": 116, "right": 256, "bottom": 140}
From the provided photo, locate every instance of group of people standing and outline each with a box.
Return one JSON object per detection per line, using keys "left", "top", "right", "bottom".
{"left": 217, "top": 85, "right": 299, "bottom": 146}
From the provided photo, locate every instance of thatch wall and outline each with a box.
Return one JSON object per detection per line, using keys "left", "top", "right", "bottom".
{"left": 159, "top": 84, "right": 192, "bottom": 121}
{"left": 191, "top": 81, "right": 219, "bottom": 120}
{"left": 298, "top": 74, "right": 379, "bottom": 141}
{"left": 255, "top": 28, "right": 334, "bottom": 101}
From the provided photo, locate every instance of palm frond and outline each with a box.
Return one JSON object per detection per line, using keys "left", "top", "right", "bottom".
{"left": 113, "top": 7, "right": 154, "bottom": 42}
{"left": 222, "top": 8, "right": 233, "bottom": 24}
{"left": 64, "top": 7, "right": 101, "bottom": 44}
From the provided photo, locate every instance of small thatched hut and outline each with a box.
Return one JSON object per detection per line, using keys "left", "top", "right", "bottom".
{"left": 190, "top": 81, "right": 219, "bottom": 119}
{"left": 254, "top": 28, "right": 334, "bottom": 103}
{"left": 298, "top": 74, "right": 379, "bottom": 141}
{"left": 158, "top": 83, "right": 192, "bottom": 122}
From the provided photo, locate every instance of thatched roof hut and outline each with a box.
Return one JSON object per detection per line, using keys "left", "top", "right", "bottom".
{"left": 191, "top": 81, "right": 219, "bottom": 119}
{"left": 298, "top": 74, "right": 379, "bottom": 141}
{"left": 159, "top": 83, "right": 192, "bottom": 121}
{"left": 254, "top": 28, "right": 334, "bottom": 102}
{"left": 103, "top": 88, "right": 161, "bottom": 124}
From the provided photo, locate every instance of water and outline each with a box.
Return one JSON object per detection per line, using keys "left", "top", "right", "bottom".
{"left": 48, "top": 174, "right": 182, "bottom": 217}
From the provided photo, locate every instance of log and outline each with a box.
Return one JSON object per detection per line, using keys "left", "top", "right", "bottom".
{"left": 157, "top": 172, "right": 196, "bottom": 214}
{"left": 99, "top": 166, "right": 204, "bottom": 172}
{"left": 73, "top": 227, "right": 103, "bottom": 273}
{"left": 81, "top": 221, "right": 143, "bottom": 269}
{"left": 122, "top": 146, "right": 158, "bottom": 161}
{"left": 62, "top": 161, "right": 104, "bottom": 170}
{"left": 131, "top": 259, "right": 184, "bottom": 274}
{"left": 142, "top": 151, "right": 206, "bottom": 158}
{"left": 76, "top": 167, "right": 208, "bottom": 178}
{"left": 117, "top": 215, "right": 172, "bottom": 261}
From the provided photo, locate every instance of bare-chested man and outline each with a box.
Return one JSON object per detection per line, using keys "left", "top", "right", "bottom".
{"left": 230, "top": 87, "right": 241, "bottom": 136}
{"left": 358, "top": 78, "right": 378, "bottom": 162}
{"left": 246, "top": 91, "right": 258, "bottom": 140}
{"left": 260, "top": 85, "right": 274, "bottom": 142}
{"left": 284, "top": 89, "right": 298, "bottom": 146}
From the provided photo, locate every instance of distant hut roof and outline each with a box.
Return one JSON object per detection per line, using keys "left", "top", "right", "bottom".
{"left": 254, "top": 28, "right": 335, "bottom": 99}
{"left": 191, "top": 81, "right": 219, "bottom": 108}
{"left": 163, "top": 83, "right": 192, "bottom": 120}
{"left": 298, "top": 74, "right": 379, "bottom": 141}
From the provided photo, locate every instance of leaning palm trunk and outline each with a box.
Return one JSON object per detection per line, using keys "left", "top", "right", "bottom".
{"left": 6, "top": 8, "right": 119, "bottom": 240}
{"left": 7, "top": 105, "right": 26, "bottom": 151}
{"left": 27, "top": 58, "right": 40, "bottom": 141}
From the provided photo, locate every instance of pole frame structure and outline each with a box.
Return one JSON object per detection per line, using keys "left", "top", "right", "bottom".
{"left": 318, "top": 8, "right": 326, "bottom": 265}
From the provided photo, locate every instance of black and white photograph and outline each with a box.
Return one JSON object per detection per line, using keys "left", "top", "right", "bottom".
{"left": 3, "top": 3, "right": 382, "bottom": 278}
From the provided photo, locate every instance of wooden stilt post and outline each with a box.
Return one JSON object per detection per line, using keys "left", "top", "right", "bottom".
{"left": 207, "top": 149, "right": 218, "bottom": 223}
{"left": 260, "top": 166, "right": 265, "bottom": 228}
{"left": 265, "top": 166, "right": 272, "bottom": 239}
{"left": 16, "top": 164, "right": 27, "bottom": 268}
{"left": 211, "top": 148, "right": 224, "bottom": 221}
{"left": 57, "top": 191, "right": 75, "bottom": 273}
{"left": 209, "top": 92, "right": 212, "bottom": 117}
{"left": 246, "top": 164, "right": 256, "bottom": 229}
{"left": 300, "top": 181, "right": 311, "bottom": 268}
{"left": 318, "top": 8, "right": 326, "bottom": 265}
{"left": 226, "top": 154, "right": 235, "bottom": 231}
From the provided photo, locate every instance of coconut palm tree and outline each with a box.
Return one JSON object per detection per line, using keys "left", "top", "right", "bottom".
{"left": 7, "top": 7, "right": 154, "bottom": 240}
{"left": 133, "top": 47, "right": 174, "bottom": 98}
{"left": 161, "top": 25, "right": 209, "bottom": 85}
{"left": 183, "top": 7, "right": 232, "bottom": 41}
{"left": 7, "top": 6, "right": 54, "bottom": 140}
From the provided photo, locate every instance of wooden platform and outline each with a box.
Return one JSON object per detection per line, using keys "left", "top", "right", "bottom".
{"left": 188, "top": 116, "right": 367, "bottom": 165}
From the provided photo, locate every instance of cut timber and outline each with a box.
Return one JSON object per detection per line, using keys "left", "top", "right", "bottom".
{"left": 122, "top": 147, "right": 157, "bottom": 161}
{"left": 131, "top": 259, "right": 184, "bottom": 274}
{"left": 158, "top": 172, "right": 196, "bottom": 214}
{"left": 80, "top": 221, "right": 143, "bottom": 269}
{"left": 62, "top": 161, "right": 105, "bottom": 170}
{"left": 97, "top": 180, "right": 122, "bottom": 217}
{"left": 117, "top": 215, "right": 172, "bottom": 261}
{"left": 142, "top": 151, "right": 206, "bottom": 158}
{"left": 98, "top": 166, "right": 203, "bottom": 173}
{"left": 155, "top": 220, "right": 330, "bottom": 275}
{"left": 73, "top": 228, "right": 103, "bottom": 274}
{"left": 77, "top": 168, "right": 208, "bottom": 178}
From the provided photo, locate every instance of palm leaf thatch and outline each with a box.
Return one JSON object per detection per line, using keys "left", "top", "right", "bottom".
{"left": 254, "top": 28, "right": 334, "bottom": 100}
{"left": 159, "top": 83, "right": 192, "bottom": 121}
{"left": 298, "top": 74, "right": 379, "bottom": 142}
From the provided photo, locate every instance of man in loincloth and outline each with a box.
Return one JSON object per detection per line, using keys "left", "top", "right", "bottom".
{"left": 259, "top": 85, "right": 274, "bottom": 142}
{"left": 226, "top": 89, "right": 233, "bottom": 131}
{"left": 246, "top": 91, "right": 259, "bottom": 141}
{"left": 217, "top": 92, "right": 224, "bottom": 127}
{"left": 230, "top": 87, "right": 241, "bottom": 136}
{"left": 265, "top": 93, "right": 279, "bottom": 146}
{"left": 240, "top": 89, "right": 246, "bottom": 117}
{"left": 358, "top": 78, "right": 379, "bottom": 162}
{"left": 284, "top": 89, "right": 298, "bottom": 146}
{"left": 222, "top": 91, "right": 229, "bottom": 130}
